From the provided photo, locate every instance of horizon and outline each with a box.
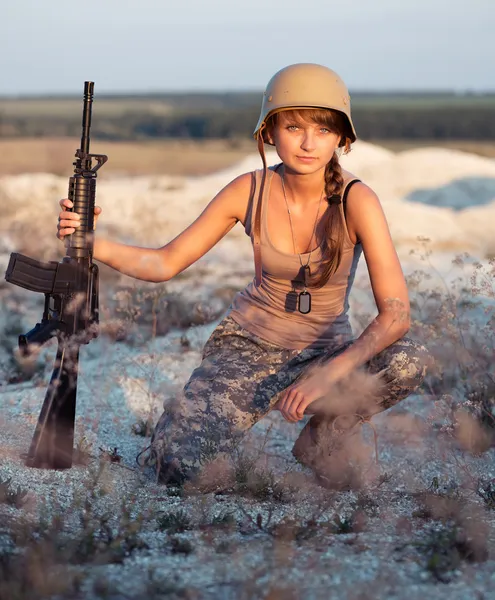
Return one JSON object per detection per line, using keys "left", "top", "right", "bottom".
{"left": 2, "top": 88, "right": 495, "bottom": 101}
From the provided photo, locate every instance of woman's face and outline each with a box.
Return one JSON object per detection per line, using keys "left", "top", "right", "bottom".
{"left": 269, "top": 111, "right": 341, "bottom": 175}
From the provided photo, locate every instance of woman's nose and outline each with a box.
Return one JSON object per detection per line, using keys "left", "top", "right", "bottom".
{"left": 300, "top": 131, "right": 316, "bottom": 152}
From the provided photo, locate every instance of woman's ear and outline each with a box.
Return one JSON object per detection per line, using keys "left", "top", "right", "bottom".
{"left": 264, "top": 131, "right": 274, "bottom": 145}
{"left": 263, "top": 121, "right": 275, "bottom": 145}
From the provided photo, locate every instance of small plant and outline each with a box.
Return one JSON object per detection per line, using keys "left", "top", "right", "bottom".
{"left": 0, "top": 477, "right": 12, "bottom": 502}
{"left": 230, "top": 453, "right": 293, "bottom": 502}
{"left": 407, "top": 250, "right": 495, "bottom": 445}
{"left": 110, "top": 284, "right": 224, "bottom": 342}
{"left": 428, "top": 476, "right": 461, "bottom": 499}
{"left": 270, "top": 517, "right": 319, "bottom": 544}
{"left": 71, "top": 500, "right": 148, "bottom": 565}
{"left": 333, "top": 513, "right": 357, "bottom": 534}
{"left": 477, "top": 479, "right": 495, "bottom": 509}
{"left": 0, "top": 477, "right": 29, "bottom": 509}
{"left": 1, "top": 313, "right": 47, "bottom": 384}
{"left": 6, "top": 485, "right": 29, "bottom": 509}
{"left": 144, "top": 568, "right": 185, "bottom": 597}
{"left": 210, "top": 512, "right": 236, "bottom": 530}
{"left": 131, "top": 417, "right": 154, "bottom": 437}
{"left": 412, "top": 480, "right": 462, "bottom": 523}
{"left": 232, "top": 453, "right": 255, "bottom": 488}
{"left": 373, "top": 472, "right": 393, "bottom": 489}
{"left": 166, "top": 485, "right": 184, "bottom": 498}
{"left": 419, "top": 522, "right": 488, "bottom": 583}
{"left": 245, "top": 469, "right": 276, "bottom": 501}
{"left": 356, "top": 492, "right": 380, "bottom": 516}
{"left": 412, "top": 506, "right": 433, "bottom": 520}
{"left": 179, "top": 333, "right": 191, "bottom": 350}
{"left": 271, "top": 475, "right": 298, "bottom": 504}
{"left": 73, "top": 435, "right": 92, "bottom": 466}
{"left": 215, "top": 540, "right": 232, "bottom": 554}
{"left": 157, "top": 509, "right": 191, "bottom": 534}
{"left": 170, "top": 537, "right": 194, "bottom": 555}
{"left": 99, "top": 446, "right": 122, "bottom": 463}
{"left": 235, "top": 504, "right": 275, "bottom": 536}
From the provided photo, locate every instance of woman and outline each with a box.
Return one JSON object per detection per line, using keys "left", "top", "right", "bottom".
{"left": 57, "top": 63, "right": 430, "bottom": 488}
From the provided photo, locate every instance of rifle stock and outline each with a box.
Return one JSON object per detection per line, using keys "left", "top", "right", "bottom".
{"left": 4, "top": 81, "right": 107, "bottom": 469}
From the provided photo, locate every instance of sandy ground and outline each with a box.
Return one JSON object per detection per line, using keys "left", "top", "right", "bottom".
{"left": 1, "top": 141, "right": 495, "bottom": 599}
{"left": 1, "top": 323, "right": 495, "bottom": 599}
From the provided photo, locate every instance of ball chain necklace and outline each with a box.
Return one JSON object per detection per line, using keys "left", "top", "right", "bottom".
{"left": 281, "top": 172, "right": 324, "bottom": 314}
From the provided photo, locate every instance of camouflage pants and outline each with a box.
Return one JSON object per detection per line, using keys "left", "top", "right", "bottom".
{"left": 146, "top": 314, "right": 430, "bottom": 484}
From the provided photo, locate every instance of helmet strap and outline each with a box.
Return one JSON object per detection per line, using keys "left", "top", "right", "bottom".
{"left": 253, "top": 124, "right": 268, "bottom": 287}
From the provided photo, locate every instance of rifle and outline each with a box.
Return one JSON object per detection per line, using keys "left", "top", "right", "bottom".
{"left": 4, "top": 81, "right": 107, "bottom": 469}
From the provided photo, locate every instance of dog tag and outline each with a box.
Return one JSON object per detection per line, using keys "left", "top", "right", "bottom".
{"left": 298, "top": 291, "right": 311, "bottom": 314}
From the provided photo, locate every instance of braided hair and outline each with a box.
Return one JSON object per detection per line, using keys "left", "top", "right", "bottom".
{"left": 266, "top": 108, "right": 354, "bottom": 288}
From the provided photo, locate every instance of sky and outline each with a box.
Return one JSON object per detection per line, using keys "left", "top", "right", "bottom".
{"left": 2, "top": 0, "right": 494, "bottom": 95}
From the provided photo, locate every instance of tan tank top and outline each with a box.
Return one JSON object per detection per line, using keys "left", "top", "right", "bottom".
{"left": 227, "top": 164, "right": 363, "bottom": 350}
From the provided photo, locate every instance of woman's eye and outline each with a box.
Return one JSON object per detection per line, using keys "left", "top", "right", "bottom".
{"left": 287, "top": 125, "right": 299, "bottom": 131}
{"left": 320, "top": 127, "right": 331, "bottom": 133}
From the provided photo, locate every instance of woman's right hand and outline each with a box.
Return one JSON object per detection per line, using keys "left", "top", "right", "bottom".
{"left": 57, "top": 199, "right": 102, "bottom": 240}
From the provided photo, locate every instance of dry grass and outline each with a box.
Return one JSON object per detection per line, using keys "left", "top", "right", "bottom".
{"left": 0, "top": 137, "right": 257, "bottom": 177}
{"left": 1, "top": 253, "right": 495, "bottom": 597}
{"left": 1, "top": 137, "right": 494, "bottom": 178}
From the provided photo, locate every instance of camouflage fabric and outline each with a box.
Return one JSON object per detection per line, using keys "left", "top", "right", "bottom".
{"left": 143, "top": 314, "right": 431, "bottom": 484}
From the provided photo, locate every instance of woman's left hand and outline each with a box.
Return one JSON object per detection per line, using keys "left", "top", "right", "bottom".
{"left": 275, "top": 367, "right": 338, "bottom": 423}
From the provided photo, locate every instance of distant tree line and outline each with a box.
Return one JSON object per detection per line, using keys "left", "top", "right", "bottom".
{"left": 1, "top": 102, "right": 495, "bottom": 141}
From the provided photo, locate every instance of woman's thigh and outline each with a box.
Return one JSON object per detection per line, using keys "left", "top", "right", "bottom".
{"left": 366, "top": 336, "right": 431, "bottom": 411}
{"left": 301, "top": 335, "right": 431, "bottom": 418}
{"left": 150, "top": 315, "right": 315, "bottom": 477}
{"left": 291, "top": 336, "right": 431, "bottom": 473}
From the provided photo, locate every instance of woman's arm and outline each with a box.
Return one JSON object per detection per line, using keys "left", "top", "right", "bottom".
{"left": 328, "top": 182, "right": 410, "bottom": 379}
{"left": 275, "top": 183, "right": 411, "bottom": 422}
{"left": 92, "top": 238, "right": 171, "bottom": 282}
{"left": 59, "top": 172, "right": 253, "bottom": 283}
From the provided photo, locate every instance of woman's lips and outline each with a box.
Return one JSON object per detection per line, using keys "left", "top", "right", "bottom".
{"left": 296, "top": 156, "right": 317, "bottom": 162}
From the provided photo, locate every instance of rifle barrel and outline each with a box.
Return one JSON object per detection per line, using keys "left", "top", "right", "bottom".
{"left": 80, "top": 81, "right": 94, "bottom": 157}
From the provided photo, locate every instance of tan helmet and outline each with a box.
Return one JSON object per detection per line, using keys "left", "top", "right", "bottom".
{"left": 254, "top": 63, "right": 357, "bottom": 146}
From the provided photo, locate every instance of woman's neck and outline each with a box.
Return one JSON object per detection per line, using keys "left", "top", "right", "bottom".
{"left": 278, "top": 164, "right": 326, "bottom": 207}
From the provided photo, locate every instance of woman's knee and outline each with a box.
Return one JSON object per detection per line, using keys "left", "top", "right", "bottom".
{"left": 379, "top": 337, "right": 432, "bottom": 388}
{"left": 149, "top": 396, "right": 252, "bottom": 484}
{"left": 147, "top": 429, "right": 204, "bottom": 485}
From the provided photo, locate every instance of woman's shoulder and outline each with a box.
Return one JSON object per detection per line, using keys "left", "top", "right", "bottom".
{"left": 341, "top": 167, "right": 361, "bottom": 187}
{"left": 218, "top": 171, "right": 259, "bottom": 226}
{"left": 341, "top": 168, "right": 379, "bottom": 199}
{"left": 250, "top": 163, "right": 281, "bottom": 179}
